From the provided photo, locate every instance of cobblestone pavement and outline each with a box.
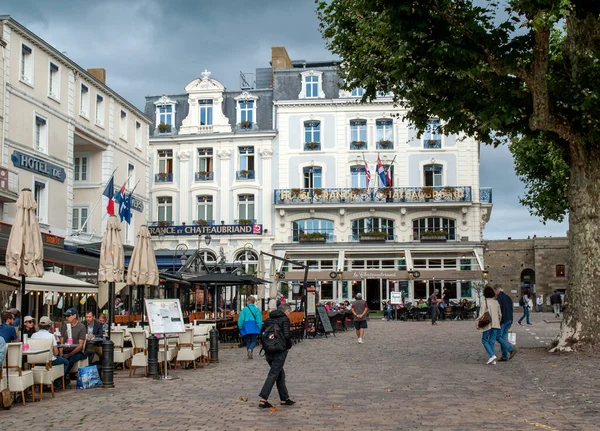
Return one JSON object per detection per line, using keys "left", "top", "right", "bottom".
{"left": 1, "top": 312, "right": 598, "bottom": 431}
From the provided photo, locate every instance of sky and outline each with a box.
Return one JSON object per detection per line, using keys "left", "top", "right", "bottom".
{"left": 0, "top": 0, "right": 569, "bottom": 240}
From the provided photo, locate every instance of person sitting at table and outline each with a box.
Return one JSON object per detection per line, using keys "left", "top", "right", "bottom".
{"left": 383, "top": 300, "right": 393, "bottom": 321}
{"left": 0, "top": 311, "right": 18, "bottom": 342}
{"left": 98, "top": 313, "right": 108, "bottom": 332}
{"left": 417, "top": 299, "right": 428, "bottom": 309}
{"left": 59, "top": 308, "right": 87, "bottom": 377}
{"left": 9, "top": 308, "right": 21, "bottom": 330}
{"left": 31, "top": 316, "right": 70, "bottom": 379}
{"left": 114, "top": 296, "right": 125, "bottom": 315}
{"left": 83, "top": 311, "right": 104, "bottom": 364}
{"left": 23, "top": 316, "right": 37, "bottom": 337}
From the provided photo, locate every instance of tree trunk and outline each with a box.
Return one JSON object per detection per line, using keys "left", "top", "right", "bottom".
{"left": 553, "top": 144, "right": 600, "bottom": 350}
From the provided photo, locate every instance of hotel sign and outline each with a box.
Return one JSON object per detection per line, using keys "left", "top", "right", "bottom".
{"left": 11, "top": 151, "right": 66, "bottom": 182}
{"left": 149, "top": 224, "right": 263, "bottom": 236}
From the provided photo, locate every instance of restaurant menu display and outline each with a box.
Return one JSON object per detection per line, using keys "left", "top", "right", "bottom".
{"left": 145, "top": 299, "right": 186, "bottom": 334}
{"left": 316, "top": 306, "right": 334, "bottom": 334}
{"left": 390, "top": 291, "right": 403, "bottom": 304}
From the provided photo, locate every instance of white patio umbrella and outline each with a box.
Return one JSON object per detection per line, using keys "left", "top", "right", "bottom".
{"left": 5, "top": 189, "right": 44, "bottom": 340}
{"left": 98, "top": 215, "right": 124, "bottom": 337}
{"left": 256, "top": 253, "right": 266, "bottom": 300}
{"left": 126, "top": 225, "right": 159, "bottom": 320}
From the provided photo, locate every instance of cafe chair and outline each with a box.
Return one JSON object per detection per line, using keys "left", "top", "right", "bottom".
{"left": 175, "top": 328, "right": 202, "bottom": 370}
{"left": 5, "top": 342, "right": 36, "bottom": 406}
{"left": 27, "top": 338, "right": 64, "bottom": 400}
{"left": 129, "top": 329, "right": 149, "bottom": 377}
{"left": 110, "top": 331, "right": 132, "bottom": 370}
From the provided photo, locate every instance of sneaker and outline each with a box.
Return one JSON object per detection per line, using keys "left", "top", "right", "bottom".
{"left": 382, "top": 318, "right": 386, "bottom": 321}
{"left": 486, "top": 355, "right": 497, "bottom": 365}
{"left": 358, "top": 338, "right": 363, "bottom": 344}
{"left": 517, "top": 322, "right": 523, "bottom": 326}
{"left": 497, "top": 358, "right": 508, "bottom": 362}
{"left": 527, "top": 323, "right": 533, "bottom": 325}
{"left": 509, "top": 349, "right": 518, "bottom": 360}
{"left": 491, "top": 361, "right": 497, "bottom": 365}
{"left": 247, "top": 350, "right": 252, "bottom": 359}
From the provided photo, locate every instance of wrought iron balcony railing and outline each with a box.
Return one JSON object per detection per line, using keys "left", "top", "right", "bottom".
{"left": 194, "top": 171, "right": 214, "bottom": 181}
{"left": 154, "top": 172, "right": 173, "bottom": 183}
{"left": 236, "top": 170, "right": 255, "bottom": 180}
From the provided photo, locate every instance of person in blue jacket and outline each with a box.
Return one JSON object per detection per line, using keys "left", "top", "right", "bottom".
{"left": 238, "top": 296, "right": 263, "bottom": 359}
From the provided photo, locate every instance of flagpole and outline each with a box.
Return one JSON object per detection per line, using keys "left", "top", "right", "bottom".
{"left": 78, "top": 168, "right": 118, "bottom": 234}
{"left": 386, "top": 155, "right": 397, "bottom": 187}
{"left": 362, "top": 152, "right": 370, "bottom": 190}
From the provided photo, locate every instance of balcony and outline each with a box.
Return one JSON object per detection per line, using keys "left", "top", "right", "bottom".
{"left": 376, "top": 140, "right": 394, "bottom": 150}
{"left": 154, "top": 172, "right": 173, "bottom": 183}
{"left": 236, "top": 170, "right": 255, "bottom": 180}
{"left": 480, "top": 187, "right": 492, "bottom": 203}
{"left": 234, "top": 219, "right": 256, "bottom": 225}
{"left": 298, "top": 233, "right": 327, "bottom": 243}
{"left": 150, "top": 220, "right": 174, "bottom": 227}
{"left": 304, "top": 142, "right": 321, "bottom": 151}
{"left": 0, "top": 168, "right": 19, "bottom": 203}
{"left": 194, "top": 171, "right": 214, "bottom": 181}
{"left": 350, "top": 141, "right": 367, "bottom": 150}
{"left": 275, "top": 186, "right": 476, "bottom": 204}
{"left": 424, "top": 139, "right": 442, "bottom": 149}
{"left": 358, "top": 231, "right": 388, "bottom": 242}
{"left": 193, "top": 219, "right": 215, "bottom": 226}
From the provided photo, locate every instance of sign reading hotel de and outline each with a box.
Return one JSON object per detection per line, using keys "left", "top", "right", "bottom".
{"left": 148, "top": 224, "right": 263, "bottom": 236}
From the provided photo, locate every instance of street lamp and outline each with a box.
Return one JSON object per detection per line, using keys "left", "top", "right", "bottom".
{"left": 204, "top": 233, "right": 212, "bottom": 246}
{"left": 336, "top": 269, "right": 343, "bottom": 280}
{"left": 408, "top": 270, "right": 421, "bottom": 280}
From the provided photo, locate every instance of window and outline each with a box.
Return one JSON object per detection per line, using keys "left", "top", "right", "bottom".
{"left": 305, "top": 75, "right": 319, "bottom": 98}
{"left": 74, "top": 156, "right": 88, "bottom": 182}
{"left": 300, "top": 70, "right": 324, "bottom": 99}
{"left": 80, "top": 84, "right": 90, "bottom": 117}
{"left": 239, "top": 100, "right": 254, "bottom": 127}
{"left": 376, "top": 119, "right": 393, "bottom": 149}
{"left": 135, "top": 121, "right": 142, "bottom": 149}
{"left": 157, "top": 149, "right": 173, "bottom": 174}
{"left": 350, "top": 165, "right": 368, "bottom": 188}
{"left": 157, "top": 197, "right": 172, "bottom": 222}
{"left": 33, "top": 180, "right": 47, "bottom": 223}
{"left": 234, "top": 250, "right": 258, "bottom": 274}
{"left": 293, "top": 219, "right": 334, "bottom": 241}
{"left": 199, "top": 100, "right": 213, "bottom": 125}
{"left": 350, "top": 120, "right": 367, "bottom": 148}
{"left": 238, "top": 194, "right": 255, "bottom": 221}
{"left": 197, "top": 148, "right": 213, "bottom": 174}
{"left": 48, "top": 62, "right": 60, "bottom": 99}
{"left": 424, "top": 118, "right": 441, "bottom": 148}
{"left": 127, "top": 163, "right": 135, "bottom": 189}
{"left": 158, "top": 105, "right": 173, "bottom": 132}
{"left": 304, "top": 121, "right": 321, "bottom": 151}
{"left": 351, "top": 87, "right": 364, "bottom": 97}
{"left": 460, "top": 259, "right": 472, "bottom": 270}
{"left": 303, "top": 167, "right": 322, "bottom": 188}
{"left": 556, "top": 265, "right": 565, "bottom": 277}
{"left": 238, "top": 146, "right": 255, "bottom": 172}
{"left": 351, "top": 218, "right": 395, "bottom": 240}
{"left": 20, "top": 44, "right": 33, "bottom": 84}
{"left": 412, "top": 217, "right": 457, "bottom": 240}
{"left": 197, "top": 195, "right": 214, "bottom": 223}
{"left": 95, "top": 95, "right": 105, "bottom": 126}
{"left": 72, "top": 207, "right": 89, "bottom": 233}
{"left": 34, "top": 115, "right": 48, "bottom": 153}
{"left": 424, "top": 164, "right": 443, "bottom": 187}
{"left": 120, "top": 110, "right": 128, "bottom": 139}
{"left": 460, "top": 281, "right": 472, "bottom": 298}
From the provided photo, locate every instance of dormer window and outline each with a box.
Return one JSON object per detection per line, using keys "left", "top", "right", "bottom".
{"left": 153, "top": 95, "right": 178, "bottom": 134}
{"left": 299, "top": 70, "right": 325, "bottom": 99}
{"left": 351, "top": 88, "right": 364, "bottom": 97}
{"left": 235, "top": 91, "right": 259, "bottom": 130}
{"left": 199, "top": 99, "right": 213, "bottom": 125}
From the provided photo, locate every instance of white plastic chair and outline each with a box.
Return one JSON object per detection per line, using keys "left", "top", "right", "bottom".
{"left": 27, "top": 338, "right": 64, "bottom": 400}
{"left": 175, "top": 328, "right": 202, "bottom": 370}
{"left": 5, "top": 343, "right": 35, "bottom": 406}
{"left": 129, "top": 329, "right": 148, "bottom": 377}
{"left": 110, "top": 331, "right": 132, "bottom": 370}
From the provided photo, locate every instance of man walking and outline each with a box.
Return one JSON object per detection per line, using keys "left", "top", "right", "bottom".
{"left": 550, "top": 290, "right": 563, "bottom": 318}
{"left": 536, "top": 294, "right": 544, "bottom": 312}
{"left": 494, "top": 285, "right": 517, "bottom": 362}
{"left": 429, "top": 289, "right": 443, "bottom": 325}
{"left": 352, "top": 293, "right": 368, "bottom": 343}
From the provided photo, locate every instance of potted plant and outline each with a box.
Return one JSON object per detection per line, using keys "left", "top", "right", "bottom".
{"left": 197, "top": 171, "right": 208, "bottom": 177}
{"left": 299, "top": 232, "right": 327, "bottom": 242}
{"left": 157, "top": 220, "right": 171, "bottom": 227}
{"left": 240, "top": 120, "right": 251, "bottom": 128}
{"left": 351, "top": 140, "right": 366, "bottom": 148}
{"left": 157, "top": 172, "right": 169, "bottom": 180}
{"left": 238, "top": 219, "right": 252, "bottom": 225}
{"left": 422, "top": 186, "right": 434, "bottom": 199}
{"left": 351, "top": 187, "right": 366, "bottom": 195}
{"left": 359, "top": 231, "right": 387, "bottom": 241}
{"left": 158, "top": 122, "right": 171, "bottom": 132}
{"left": 195, "top": 219, "right": 208, "bottom": 226}
{"left": 379, "top": 140, "right": 392, "bottom": 147}
{"left": 305, "top": 141, "right": 320, "bottom": 149}
{"left": 312, "top": 188, "right": 324, "bottom": 197}
{"left": 444, "top": 185, "right": 456, "bottom": 194}
{"left": 290, "top": 188, "right": 302, "bottom": 198}
{"left": 420, "top": 230, "right": 449, "bottom": 242}
{"left": 240, "top": 169, "right": 251, "bottom": 176}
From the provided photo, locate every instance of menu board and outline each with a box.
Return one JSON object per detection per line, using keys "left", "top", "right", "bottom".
{"left": 390, "top": 291, "right": 403, "bottom": 304}
{"left": 145, "top": 299, "right": 186, "bottom": 334}
{"left": 316, "top": 305, "right": 334, "bottom": 334}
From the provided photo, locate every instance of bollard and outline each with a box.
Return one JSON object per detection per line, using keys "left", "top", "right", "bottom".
{"left": 101, "top": 339, "right": 115, "bottom": 388}
{"left": 209, "top": 326, "right": 219, "bottom": 363}
{"left": 147, "top": 335, "right": 159, "bottom": 378}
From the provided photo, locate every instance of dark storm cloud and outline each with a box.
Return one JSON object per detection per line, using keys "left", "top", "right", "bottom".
{"left": 0, "top": 0, "right": 569, "bottom": 240}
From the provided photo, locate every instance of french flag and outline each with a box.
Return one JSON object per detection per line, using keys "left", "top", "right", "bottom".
{"left": 364, "top": 159, "right": 371, "bottom": 189}
{"left": 376, "top": 155, "right": 388, "bottom": 187}
{"left": 102, "top": 175, "right": 115, "bottom": 215}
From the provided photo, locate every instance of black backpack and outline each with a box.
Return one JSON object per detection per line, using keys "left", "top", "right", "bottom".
{"left": 261, "top": 321, "right": 287, "bottom": 354}
{"left": 519, "top": 296, "right": 525, "bottom": 307}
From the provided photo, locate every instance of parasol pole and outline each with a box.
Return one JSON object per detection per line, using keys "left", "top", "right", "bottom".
{"left": 20, "top": 275, "right": 25, "bottom": 341}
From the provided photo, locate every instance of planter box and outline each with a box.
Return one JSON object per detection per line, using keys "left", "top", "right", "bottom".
{"left": 359, "top": 236, "right": 386, "bottom": 242}
{"left": 420, "top": 237, "right": 448, "bottom": 242}
{"left": 299, "top": 237, "right": 326, "bottom": 243}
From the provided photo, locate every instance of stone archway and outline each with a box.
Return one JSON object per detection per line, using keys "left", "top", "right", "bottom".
{"left": 520, "top": 268, "right": 536, "bottom": 296}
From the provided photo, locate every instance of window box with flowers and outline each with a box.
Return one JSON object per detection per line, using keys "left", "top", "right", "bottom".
{"left": 290, "top": 188, "right": 302, "bottom": 198}
{"left": 419, "top": 230, "right": 448, "bottom": 242}
{"left": 304, "top": 141, "right": 321, "bottom": 151}
{"left": 158, "top": 123, "right": 171, "bottom": 133}
{"left": 312, "top": 188, "right": 323, "bottom": 198}
{"left": 157, "top": 220, "right": 172, "bottom": 227}
{"left": 195, "top": 219, "right": 208, "bottom": 226}
{"left": 378, "top": 140, "right": 393, "bottom": 149}
{"left": 350, "top": 140, "right": 366, "bottom": 150}
{"left": 359, "top": 231, "right": 388, "bottom": 242}
{"left": 238, "top": 219, "right": 252, "bottom": 225}
{"left": 351, "top": 188, "right": 367, "bottom": 196}
{"left": 299, "top": 232, "right": 327, "bottom": 243}
{"left": 240, "top": 120, "right": 252, "bottom": 129}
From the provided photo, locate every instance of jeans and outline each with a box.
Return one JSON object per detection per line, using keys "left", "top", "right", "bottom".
{"left": 245, "top": 334, "right": 257, "bottom": 351}
{"left": 518, "top": 306, "right": 530, "bottom": 324}
{"left": 53, "top": 356, "right": 70, "bottom": 375}
{"left": 497, "top": 321, "right": 514, "bottom": 360}
{"left": 384, "top": 310, "right": 392, "bottom": 320}
{"left": 553, "top": 303, "right": 561, "bottom": 316}
{"left": 481, "top": 328, "right": 499, "bottom": 357}
{"left": 259, "top": 351, "right": 289, "bottom": 401}
{"left": 66, "top": 352, "right": 86, "bottom": 374}
{"left": 431, "top": 306, "right": 438, "bottom": 323}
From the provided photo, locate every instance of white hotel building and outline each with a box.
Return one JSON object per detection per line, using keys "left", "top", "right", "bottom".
{"left": 147, "top": 47, "right": 492, "bottom": 310}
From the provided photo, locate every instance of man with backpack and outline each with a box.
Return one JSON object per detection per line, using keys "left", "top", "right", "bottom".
{"left": 258, "top": 304, "right": 294, "bottom": 409}
{"left": 550, "top": 290, "right": 563, "bottom": 318}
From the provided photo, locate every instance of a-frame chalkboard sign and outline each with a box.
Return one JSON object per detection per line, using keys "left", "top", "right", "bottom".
{"left": 315, "top": 305, "right": 335, "bottom": 337}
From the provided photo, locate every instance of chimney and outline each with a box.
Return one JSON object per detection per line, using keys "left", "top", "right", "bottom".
{"left": 271, "top": 46, "right": 292, "bottom": 82}
{"left": 87, "top": 68, "right": 106, "bottom": 84}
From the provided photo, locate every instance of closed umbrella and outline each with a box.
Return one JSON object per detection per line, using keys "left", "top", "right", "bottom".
{"left": 256, "top": 253, "right": 266, "bottom": 300}
{"left": 126, "top": 225, "right": 159, "bottom": 320}
{"left": 6, "top": 189, "right": 44, "bottom": 341}
{"left": 98, "top": 215, "right": 124, "bottom": 338}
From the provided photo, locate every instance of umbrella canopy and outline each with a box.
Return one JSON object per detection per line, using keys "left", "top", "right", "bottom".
{"left": 185, "top": 273, "right": 269, "bottom": 285}
{"left": 98, "top": 215, "right": 124, "bottom": 283}
{"left": 126, "top": 225, "right": 159, "bottom": 287}
{"left": 256, "top": 254, "right": 266, "bottom": 299}
{"left": 5, "top": 189, "right": 44, "bottom": 280}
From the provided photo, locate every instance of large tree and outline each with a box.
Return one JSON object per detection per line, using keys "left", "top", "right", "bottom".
{"left": 318, "top": 0, "right": 600, "bottom": 349}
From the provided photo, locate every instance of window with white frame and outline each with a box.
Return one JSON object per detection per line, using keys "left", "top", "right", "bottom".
{"left": 157, "top": 196, "right": 172, "bottom": 222}
{"left": 424, "top": 118, "right": 442, "bottom": 148}
{"left": 48, "top": 62, "right": 60, "bottom": 99}
{"left": 158, "top": 105, "right": 173, "bottom": 131}
{"left": 72, "top": 207, "right": 89, "bottom": 233}
{"left": 197, "top": 148, "right": 213, "bottom": 173}
{"left": 376, "top": 119, "right": 393, "bottom": 148}
{"left": 238, "top": 194, "right": 255, "bottom": 221}
{"left": 303, "top": 167, "right": 322, "bottom": 188}
{"left": 351, "top": 87, "right": 364, "bottom": 97}
{"left": 197, "top": 195, "right": 214, "bottom": 223}
{"left": 412, "top": 217, "right": 457, "bottom": 240}
{"left": 350, "top": 120, "right": 367, "bottom": 147}
{"left": 304, "top": 121, "right": 321, "bottom": 150}
{"left": 238, "top": 146, "right": 254, "bottom": 171}
{"left": 20, "top": 44, "right": 33, "bottom": 84}
{"left": 80, "top": 84, "right": 90, "bottom": 117}
{"left": 120, "top": 110, "right": 128, "bottom": 139}
{"left": 293, "top": 219, "right": 334, "bottom": 241}
{"left": 234, "top": 250, "right": 258, "bottom": 274}
{"left": 33, "top": 180, "right": 48, "bottom": 224}
{"left": 238, "top": 100, "right": 254, "bottom": 127}
{"left": 95, "top": 95, "right": 105, "bottom": 126}
{"left": 34, "top": 115, "right": 48, "bottom": 153}
{"left": 74, "top": 155, "right": 89, "bottom": 182}
{"left": 157, "top": 149, "right": 173, "bottom": 174}
{"left": 299, "top": 70, "right": 324, "bottom": 99}
{"left": 127, "top": 163, "right": 135, "bottom": 189}
{"left": 350, "top": 165, "right": 368, "bottom": 188}
{"left": 135, "top": 121, "right": 142, "bottom": 149}
{"left": 199, "top": 100, "right": 213, "bottom": 125}
{"left": 424, "top": 164, "right": 443, "bottom": 187}
{"left": 351, "top": 217, "right": 395, "bottom": 240}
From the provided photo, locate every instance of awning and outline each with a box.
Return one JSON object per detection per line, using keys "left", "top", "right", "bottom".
{"left": 0, "top": 265, "right": 98, "bottom": 293}
{"left": 185, "top": 273, "right": 270, "bottom": 285}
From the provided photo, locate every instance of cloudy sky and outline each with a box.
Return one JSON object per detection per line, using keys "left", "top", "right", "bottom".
{"left": 0, "top": 0, "right": 569, "bottom": 240}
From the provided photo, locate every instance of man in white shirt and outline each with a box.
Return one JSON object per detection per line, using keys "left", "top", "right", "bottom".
{"left": 536, "top": 294, "right": 544, "bottom": 312}
{"left": 31, "top": 316, "right": 69, "bottom": 375}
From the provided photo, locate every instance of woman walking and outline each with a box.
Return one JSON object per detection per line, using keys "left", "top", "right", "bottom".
{"left": 478, "top": 286, "right": 515, "bottom": 365}
{"left": 238, "top": 296, "right": 262, "bottom": 359}
{"left": 518, "top": 291, "right": 533, "bottom": 325}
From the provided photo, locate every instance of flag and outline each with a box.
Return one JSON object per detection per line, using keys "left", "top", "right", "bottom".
{"left": 102, "top": 175, "right": 115, "bottom": 215}
{"left": 376, "top": 155, "right": 388, "bottom": 187}
{"left": 119, "top": 192, "right": 132, "bottom": 224}
{"left": 364, "top": 159, "right": 371, "bottom": 189}
{"left": 115, "top": 182, "right": 127, "bottom": 220}
{"left": 386, "top": 169, "right": 392, "bottom": 188}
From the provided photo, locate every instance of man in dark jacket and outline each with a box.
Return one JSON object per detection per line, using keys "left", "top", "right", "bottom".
{"left": 495, "top": 285, "right": 517, "bottom": 361}
{"left": 550, "top": 290, "right": 563, "bottom": 318}
{"left": 258, "top": 304, "right": 294, "bottom": 408}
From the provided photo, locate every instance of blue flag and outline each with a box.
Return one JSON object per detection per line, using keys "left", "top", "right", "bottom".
{"left": 119, "top": 192, "right": 132, "bottom": 224}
